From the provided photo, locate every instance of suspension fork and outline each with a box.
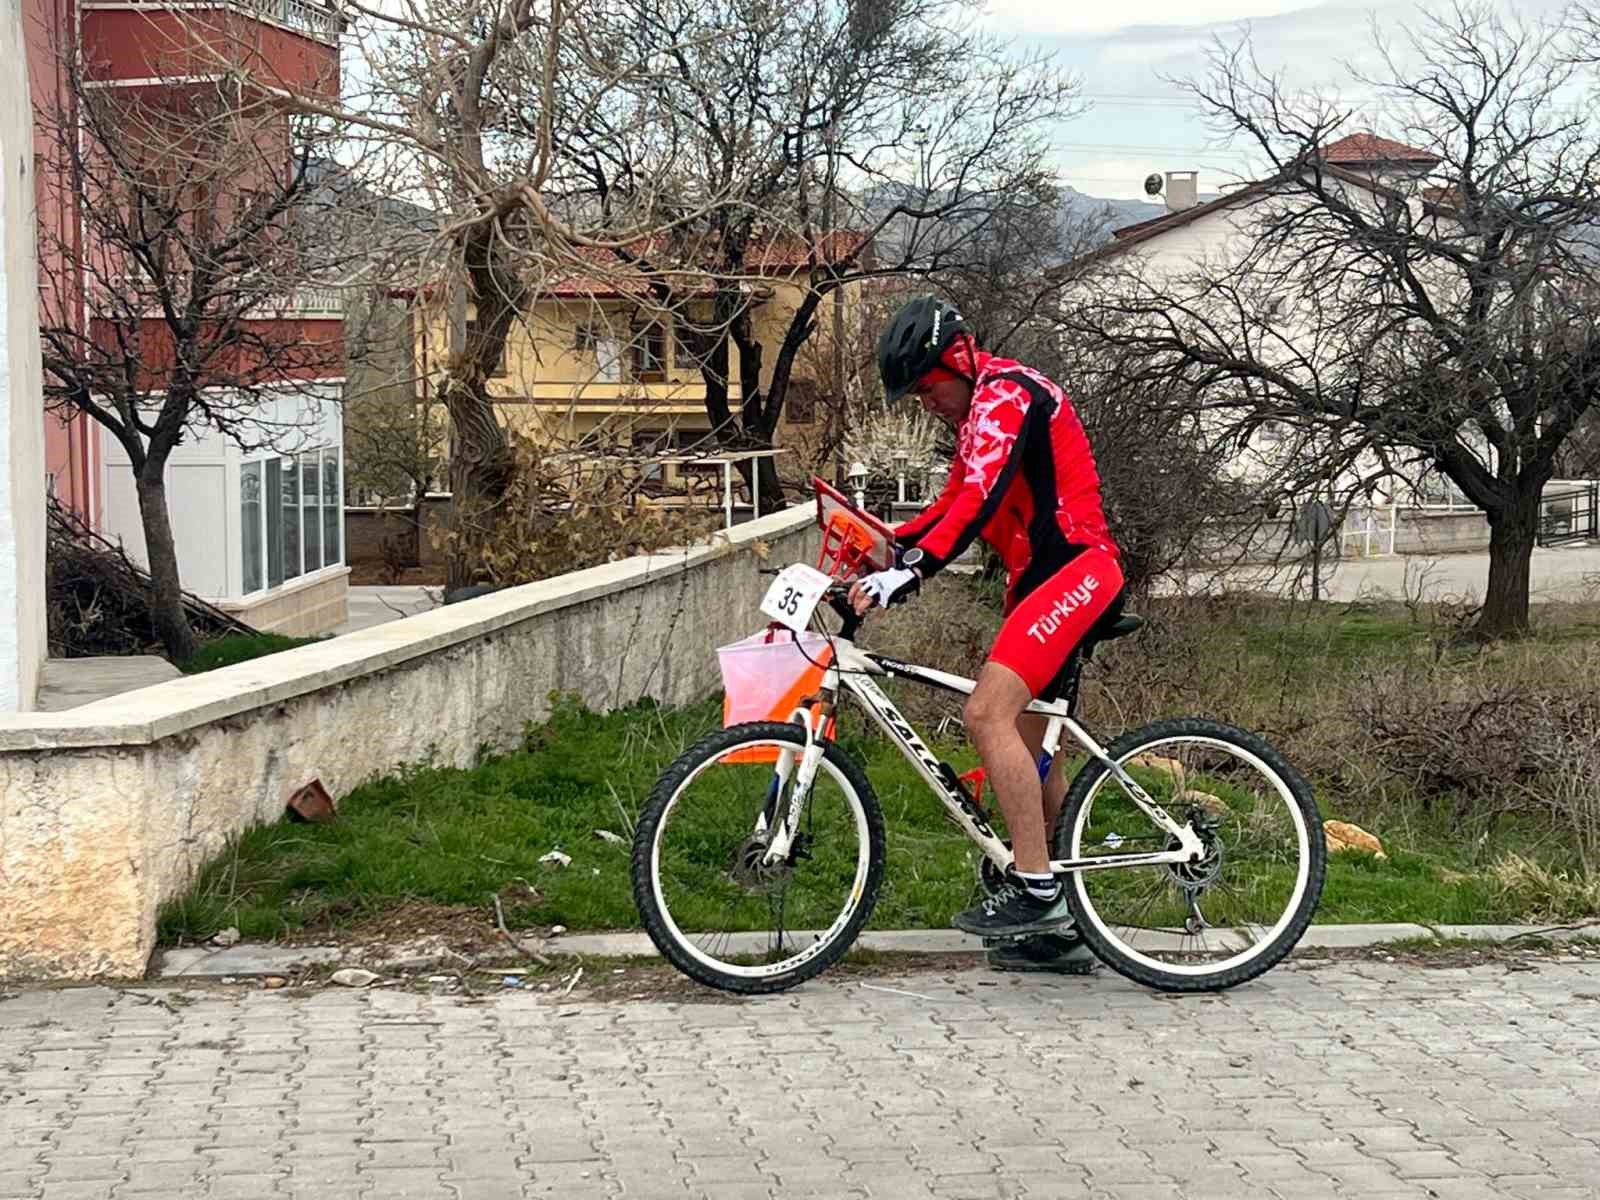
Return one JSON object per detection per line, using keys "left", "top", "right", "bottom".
{"left": 760, "top": 696, "right": 835, "bottom": 865}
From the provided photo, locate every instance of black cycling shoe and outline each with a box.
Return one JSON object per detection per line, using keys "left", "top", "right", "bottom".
{"left": 952, "top": 883, "right": 1073, "bottom": 938}
{"left": 984, "top": 929, "right": 1097, "bottom": 975}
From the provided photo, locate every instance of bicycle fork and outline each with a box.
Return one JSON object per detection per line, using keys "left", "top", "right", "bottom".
{"left": 758, "top": 704, "right": 831, "bottom": 866}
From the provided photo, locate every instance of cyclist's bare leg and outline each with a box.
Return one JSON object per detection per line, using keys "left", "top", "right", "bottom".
{"left": 1016, "top": 714, "right": 1069, "bottom": 835}
{"left": 965, "top": 664, "right": 1049, "bottom": 874}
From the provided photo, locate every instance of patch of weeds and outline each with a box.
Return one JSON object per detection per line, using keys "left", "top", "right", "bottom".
{"left": 178, "top": 632, "right": 326, "bottom": 674}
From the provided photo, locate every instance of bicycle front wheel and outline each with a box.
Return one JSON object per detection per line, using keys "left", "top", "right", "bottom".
{"left": 631, "top": 721, "right": 885, "bottom": 994}
{"left": 1056, "top": 717, "right": 1325, "bottom": 992}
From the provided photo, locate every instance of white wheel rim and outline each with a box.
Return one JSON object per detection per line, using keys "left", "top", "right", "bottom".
{"left": 1069, "top": 735, "right": 1312, "bottom": 978}
{"left": 650, "top": 738, "right": 873, "bottom": 980}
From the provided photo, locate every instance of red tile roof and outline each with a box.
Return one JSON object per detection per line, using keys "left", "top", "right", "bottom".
{"left": 742, "top": 230, "right": 869, "bottom": 271}
{"left": 543, "top": 231, "right": 870, "bottom": 299}
{"left": 1319, "top": 133, "right": 1440, "bottom": 166}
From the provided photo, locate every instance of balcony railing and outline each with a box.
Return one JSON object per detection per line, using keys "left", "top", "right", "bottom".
{"left": 243, "top": 0, "right": 340, "bottom": 42}
{"left": 269, "top": 285, "right": 344, "bottom": 316}
{"left": 95, "top": 274, "right": 345, "bottom": 319}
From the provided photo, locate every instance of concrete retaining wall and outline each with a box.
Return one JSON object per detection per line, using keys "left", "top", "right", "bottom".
{"left": 0, "top": 506, "right": 816, "bottom": 981}
{"left": 1392, "top": 510, "right": 1490, "bottom": 554}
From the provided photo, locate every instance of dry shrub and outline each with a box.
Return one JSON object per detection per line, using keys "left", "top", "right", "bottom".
{"left": 429, "top": 434, "right": 724, "bottom": 586}
{"left": 861, "top": 579, "right": 1600, "bottom": 889}
{"left": 1352, "top": 675, "right": 1560, "bottom": 804}
{"left": 1347, "top": 645, "right": 1600, "bottom": 815}
{"left": 47, "top": 498, "right": 247, "bottom": 657}
{"left": 1491, "top": 853, "right": 1600, "bottom": 920}
{"left": 866, "top": 573, "right": 1005, "bottom": 730}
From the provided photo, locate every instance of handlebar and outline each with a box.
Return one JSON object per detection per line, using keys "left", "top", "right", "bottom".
{"left": 757, "top": 569, "right": 867, "bottom": 639}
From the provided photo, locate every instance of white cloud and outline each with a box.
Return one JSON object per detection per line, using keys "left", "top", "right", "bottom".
{"left": 980, "top": 0, "right": 1332, "bottom": 37}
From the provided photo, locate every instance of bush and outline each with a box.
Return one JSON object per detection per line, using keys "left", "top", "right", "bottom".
{"left": 428, "top": 433, "right": 724, "bottom": 587}
{"left": 179, "top": 632, "right": 326, "bottom": 674}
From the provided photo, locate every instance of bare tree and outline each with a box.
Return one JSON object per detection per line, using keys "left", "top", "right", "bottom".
{"left": 1064, "top": 2, "right": 1600, "bottom": 638}
{"left": 37, "top": 71, "right": 353, "bottom": 660}
{"left": 555, "top": 0, "right": 1082, "bottom": 509}
{"left": 214, "top": 0, "right": 764, "bottom": 585}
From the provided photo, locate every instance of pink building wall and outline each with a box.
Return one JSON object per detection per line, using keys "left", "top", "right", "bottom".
{"left": 24, "top": 0, "right": 98, "bottom": 524}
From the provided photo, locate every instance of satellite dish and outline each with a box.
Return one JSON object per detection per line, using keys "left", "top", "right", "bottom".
{"left": 1143, "top": 173, "right": 1164, "bottom": 196}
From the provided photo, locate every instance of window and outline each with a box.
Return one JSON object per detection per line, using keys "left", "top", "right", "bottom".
{"left": 301, "top": 453, "right": 322, "bottom": 570}
{"left": 242, "top": 462, "right": 264, "bottom": 593}
{"left": 577, "top": 324, "right": 623, "bottom": 383}
{"left": 243, "top": 447, "right": 341, "bottom": 592}
{"left": 265, "top": 459, "right": 285, "bottom": 588}
{"left": 633, "top": 432, "right": 669, "bottom": 483}
{"left": 786, "top": 380, "right": 818, "bottom": 425}
{"left": 674, "top": 321, "right": 707, "bottom": 371}
{"left": 282, "top": 457, "right": 302, "bottom": 580}
{"left": 323, "top": 452, "right": 341, "bottom": 567}
{"left": 632, "top": 322, "right": 666, "bottom": 382}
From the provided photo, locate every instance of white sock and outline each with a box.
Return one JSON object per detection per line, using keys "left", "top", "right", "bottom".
{"left": 1015, "top": 871, "right": 1061, "bottom": 902}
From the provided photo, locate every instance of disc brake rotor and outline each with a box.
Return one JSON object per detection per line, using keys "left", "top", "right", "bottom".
{"left": 729, "top": 832, "right": 809, "bottom": 893}
{"left": 1166, "top": 822, "right": 1224, "bottom": 889}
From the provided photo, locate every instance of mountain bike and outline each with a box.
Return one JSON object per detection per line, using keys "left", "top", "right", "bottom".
{"left": 630, "top": 481, "right": 1326, "bottom": 995}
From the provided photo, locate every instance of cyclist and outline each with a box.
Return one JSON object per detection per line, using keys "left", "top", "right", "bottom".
{"left": 847, "top": 295, "right": 1125, "bottom": 975}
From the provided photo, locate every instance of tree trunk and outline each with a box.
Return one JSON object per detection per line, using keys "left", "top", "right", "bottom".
{"left": 135, "top": 471, "right": 200, "bottom": 662}
{"left": 442, "top": 230, "right": 523, "bottom": 588}
{"left": 751, "top": 453, "right": 783, "bottom": 513}
{"left": 441, "top": 374, "right": 512, "bottom": 589}
{"left": 1476, "top": 487, "right": 1540, "bottom": 639}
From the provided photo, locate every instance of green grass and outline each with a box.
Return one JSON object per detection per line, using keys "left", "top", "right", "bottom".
{"left": 157, "top": 686, "right": 1594, "bottom": 946}
{"left": 178, "top": 632, "right": 326, "bottom": 674}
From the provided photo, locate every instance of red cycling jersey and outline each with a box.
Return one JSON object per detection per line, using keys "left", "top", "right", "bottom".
{"left": 895, "top": 349, "right": 1119, "bottom": 611}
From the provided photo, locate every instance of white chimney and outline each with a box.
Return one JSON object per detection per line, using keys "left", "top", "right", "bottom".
{"left": 1165, "top": 170, "right": 1199, "bottom": 213}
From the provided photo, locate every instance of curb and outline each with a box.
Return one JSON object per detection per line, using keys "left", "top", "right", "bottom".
{"left": 153, "top": 922, "right": 1596, "bottom": 979}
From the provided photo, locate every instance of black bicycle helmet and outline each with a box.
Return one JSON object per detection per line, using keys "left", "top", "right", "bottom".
{"left": 876, "top": 295, "right": 971, "bottom": 401}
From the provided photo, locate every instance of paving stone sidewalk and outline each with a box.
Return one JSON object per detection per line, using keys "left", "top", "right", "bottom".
{"left": 3, "top": 959, "right": 1599, "bottom": 1200}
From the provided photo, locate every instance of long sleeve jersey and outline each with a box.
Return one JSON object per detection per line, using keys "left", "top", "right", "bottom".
{"left": 895, "top": 350, "right": 1119, "bottom": 605}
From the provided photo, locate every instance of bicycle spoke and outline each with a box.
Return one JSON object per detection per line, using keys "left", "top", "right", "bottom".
{"left": 648, "top": 735, "right": 875, "bottom": 982}
{"left": 1069, "top": 728, "right": 1318, "bottom": 982}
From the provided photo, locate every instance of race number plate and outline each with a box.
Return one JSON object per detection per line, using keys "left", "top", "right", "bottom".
{"left": 759, "top": 563, "right": 834, "bottom": 633}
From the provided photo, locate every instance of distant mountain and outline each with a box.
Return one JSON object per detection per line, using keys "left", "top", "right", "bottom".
{"left": 853, "top": 181, "right": 1222, "bottom": 260}
{"left": 1057, "top": 185, "right": 1222, "bottom": 246}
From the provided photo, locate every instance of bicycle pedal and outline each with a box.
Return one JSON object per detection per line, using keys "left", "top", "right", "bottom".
{"left": 981, "top": 933, "right": 1032, "bottom": 947}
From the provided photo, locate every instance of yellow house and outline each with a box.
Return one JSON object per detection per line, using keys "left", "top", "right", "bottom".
{"left": 413, "top": 234, "right": 870, "bottom": 497}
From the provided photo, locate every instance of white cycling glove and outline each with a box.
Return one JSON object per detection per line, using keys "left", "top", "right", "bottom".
{"left": 858, "top": 566, "right": 921, "bottom": 608}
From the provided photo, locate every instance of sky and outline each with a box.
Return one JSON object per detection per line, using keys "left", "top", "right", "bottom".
{"left": 984, "top": 0, "right": 1578, "bottom": 199}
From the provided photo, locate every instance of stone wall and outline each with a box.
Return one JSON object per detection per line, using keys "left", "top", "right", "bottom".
{"left": 0, "top": 506, "right": 816, "bottom": 981}
{"left": 0, "top": 3, "right": 47, "bottom": 714}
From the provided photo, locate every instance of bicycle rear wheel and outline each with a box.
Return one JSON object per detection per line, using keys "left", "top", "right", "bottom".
{"left": 631, "top": 722, "right": 885, "bottom": 994}
{"left": 1055, "top": 717, "right": 1325, "bottom": 991}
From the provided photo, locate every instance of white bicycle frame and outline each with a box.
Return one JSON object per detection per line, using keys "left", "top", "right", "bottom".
{"left": 759, "top": 633, "right": 1207, "bottom": 874}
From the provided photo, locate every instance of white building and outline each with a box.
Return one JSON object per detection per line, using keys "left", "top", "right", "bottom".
{"left": 1066, "top": 133, "right": 1476, "bottom": 508}
{"left": 99, "top": 385, "right": 347, "bottom": 636}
